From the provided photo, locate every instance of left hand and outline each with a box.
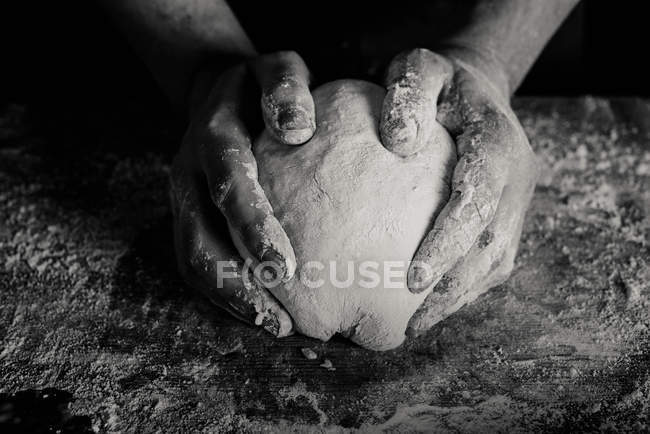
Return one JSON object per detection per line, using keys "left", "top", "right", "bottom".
{"left": 378, "top": 48, "right": 538, "bottom": 334}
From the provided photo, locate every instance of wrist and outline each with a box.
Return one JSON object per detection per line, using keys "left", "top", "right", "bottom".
{"left": 437, "top": 42, "right": 511, "bottom": 100}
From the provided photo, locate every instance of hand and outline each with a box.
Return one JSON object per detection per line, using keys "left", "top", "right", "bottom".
{"left": 170, "top": 51, "right": 316, "bottom": 336}
{"left": 379, "top": 48, "right": 538, "bottom": 334}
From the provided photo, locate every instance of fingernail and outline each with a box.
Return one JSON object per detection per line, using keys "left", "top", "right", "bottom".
{"left": 391, "top": 118, "right": 417, "bottom": 143}
{"left": 261, "top": 250, "right": 287, "bottom": 280}
{"left": 260, "top": 313, "right": 294, "bottom": 338}
{"left": 260, "top": 312, "right": 280, "bottom": 336}
{"left": 405, "top": 326, "right": 420, "bottom": 338}
{"left": 254, "top": 312, "right": 265, "bottom": 326}
{"left": 382, "top": 117, "right": 420, "bottom": 157}
{"left": 408, "top": 264, "right": 434, "bottom": 294}
{"left": 277, "top": 106, "right": 313, "bottom": 131}
{"left": 275, "top": 312, "right": 294, "bottom": 338}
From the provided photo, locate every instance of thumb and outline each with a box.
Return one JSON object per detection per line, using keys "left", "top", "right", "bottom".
{"left": 251, "top": 51, "right": 316, "bottom": 145}
{"left": 380, "top": 48, "right": 453, "bottom": 157}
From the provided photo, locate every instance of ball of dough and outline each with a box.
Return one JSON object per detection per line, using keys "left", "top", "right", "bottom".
{"left": 254, "top": 80, "right": 456, "bottom": 350}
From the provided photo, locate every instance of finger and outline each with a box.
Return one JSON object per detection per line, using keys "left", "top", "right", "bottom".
{"left": 380, "top": 48, "right": 453, "bottom": 157}
{"left": 251, "top": 51, "right": 315, "bottom": 145}
{"left": 170, "top": 160, "right": 294, "bottom": 337}
{"left": 407, "top": 97, "right": 521, "bottom": 293}
{"left": 193, "top": 65, "right": 296, "bottom": 281}
{"left": 407, "top": 168, "right": 532, "bottom": 335}
{"left": 407, "top": 217, "right": 516, "bottom": 335}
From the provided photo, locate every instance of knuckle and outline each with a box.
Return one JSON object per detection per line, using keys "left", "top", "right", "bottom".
{"left": 465, "top": 108, "right": 517, "bottom": 154}
{"left": 206, "top": 106, "right": 235, "bottom": 134}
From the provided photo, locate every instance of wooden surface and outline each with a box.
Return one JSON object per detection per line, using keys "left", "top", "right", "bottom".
{"left": 0, "top": 97, "right": 649, "bottom": 432}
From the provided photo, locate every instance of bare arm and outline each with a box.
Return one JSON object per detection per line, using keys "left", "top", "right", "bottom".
{"left": 376, "top": 1, "right": 581, "bottom": 333}
{"left": 440, "top": 0, "right": 581, "bottom": 97}
{"left": 98, "top": 0, "right": 255, "bottom": 108}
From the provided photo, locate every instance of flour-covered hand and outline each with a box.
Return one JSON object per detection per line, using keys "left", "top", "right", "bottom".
{"left": 379, "top": 48, "right": 538, "bottom": 334}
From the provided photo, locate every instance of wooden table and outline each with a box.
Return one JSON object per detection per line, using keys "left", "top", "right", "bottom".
{"left": 1, "top": 97, "right": 648, "bottom": 432}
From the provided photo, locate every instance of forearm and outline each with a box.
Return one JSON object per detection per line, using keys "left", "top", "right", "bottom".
{"left": 98, "top": 0, "right": 255, "bottom": 109}
{"left": 440, "top": 0, "right": 580, "bottom": 97}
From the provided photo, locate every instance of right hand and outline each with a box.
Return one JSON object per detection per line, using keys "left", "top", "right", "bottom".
{"left": 377, "top": 48, "right": 537, "bottom": 333}
{"left": 169, "top": 51, "right": 316, "bottom": 337}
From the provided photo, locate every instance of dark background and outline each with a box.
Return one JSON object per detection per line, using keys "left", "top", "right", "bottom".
{"left": 1, "top": 1, "right": 648, "bottom": 134}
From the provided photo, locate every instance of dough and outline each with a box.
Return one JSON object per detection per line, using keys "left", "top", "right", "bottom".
{"left": 254, "top": 80, "right": 456, "bottom": 350}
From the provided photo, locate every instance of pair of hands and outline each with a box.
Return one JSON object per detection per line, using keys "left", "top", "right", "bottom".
{"left": 169, "top": 48, "right": 537, "bottom": 338}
